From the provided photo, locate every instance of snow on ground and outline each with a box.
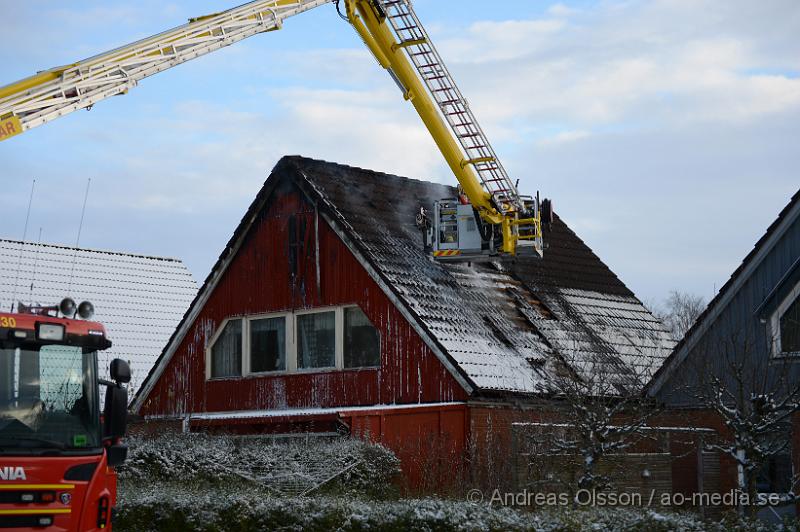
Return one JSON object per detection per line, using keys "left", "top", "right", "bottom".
{"left": 117, "top": 433, "right": 800, "bottom": 531}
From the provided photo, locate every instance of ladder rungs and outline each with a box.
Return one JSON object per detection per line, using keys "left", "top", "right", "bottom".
{"left": 379, "top": 0, "right": 524, "bottom": 213}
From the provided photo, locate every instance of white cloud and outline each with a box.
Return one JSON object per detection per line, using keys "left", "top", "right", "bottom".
{"left": 2, "top": 0, "right": 798, "bottom": 303}
{"left": 548, "top": 4, "right": 580, "bottom": 17}
{"left": 434, "top": 2, "right": 800, "bottom": 133}
{"left": 538, "top": 130, "right": 590, "bottom": 146}
{"left": 439, "top": 19, "right": 566, "bottom": 63}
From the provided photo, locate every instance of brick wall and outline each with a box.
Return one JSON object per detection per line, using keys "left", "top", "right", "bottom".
{"left": 513, "top": 451, "right": 673, "bottom": 505}
{"left": 467, "top": 402, "right": 740, "bottom": 512}
{"left": 468, "top": 402, "right": 559, "bottom": 491}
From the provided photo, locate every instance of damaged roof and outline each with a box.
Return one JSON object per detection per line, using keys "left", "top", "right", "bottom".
{"left": 290, "top": 157, "right": 675, "bottom": 394}
{"left": 134, "top": 155, "right": 674, "bottom": 405}
{"left": 0, "top": 239, "right": 197, "bottom": 395}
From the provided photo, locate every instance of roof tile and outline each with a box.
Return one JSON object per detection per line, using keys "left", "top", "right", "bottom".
{"left": 287, "top": 156, "right": 675, "bottom": 394}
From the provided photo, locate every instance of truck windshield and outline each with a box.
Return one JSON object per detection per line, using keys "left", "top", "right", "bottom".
{"left": 0, "top": 345, "right": 101, "bottom": 452}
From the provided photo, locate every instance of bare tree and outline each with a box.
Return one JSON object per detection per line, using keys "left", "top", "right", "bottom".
{"left": 520, "top": 357, "right": 660, "bottom": 493}
{"left": 656, "top": 290, "right": 706, "bottom": 340}
{"left": 688, "top": 329, "right": 800, "bottom": 514}
{"left": 559, "top": 361, "right": 660, "bottom": 490}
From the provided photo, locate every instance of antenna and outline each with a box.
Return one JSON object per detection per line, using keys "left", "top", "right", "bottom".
{"left": 29, "top": 227, "right": 43, "bottom": 305}
{"left": 11, "top": 179, "right": 35, "bottom": 312}
{"left": 67, "top": 178, "right": 91, "bottom": 296}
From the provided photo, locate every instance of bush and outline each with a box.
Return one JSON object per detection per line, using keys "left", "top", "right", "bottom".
{"left": 115, "top": 490, "right": 800, "bottom": 532}
{"left": 118, "top": 433, "right": 401, "bottom": 498}
{"left": 116, "top": 487, "right": 531, "bottom": 532}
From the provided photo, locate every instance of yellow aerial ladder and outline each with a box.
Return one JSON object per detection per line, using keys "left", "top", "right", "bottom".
{"left": 0, "top": 0, "right": 545, "bottom": 261}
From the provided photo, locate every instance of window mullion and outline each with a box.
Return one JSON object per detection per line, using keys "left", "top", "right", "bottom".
{"left": 288, "top": 313, "right": 297, "bottom": 372}
{"left": 205, "top": 343, "right": 210, "bottom": 381}
{"left": 243, "top": 318, "right": 250, "bottom": 376}
{"left": 336, "top": 307, "right": 344, "bottom": 369}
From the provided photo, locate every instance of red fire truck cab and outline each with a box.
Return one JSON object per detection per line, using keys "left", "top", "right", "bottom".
{"left": 0, "top": 299, "right": 129, "bottom": 531}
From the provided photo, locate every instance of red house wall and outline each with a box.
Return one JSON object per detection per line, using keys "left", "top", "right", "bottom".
{"left": 344, "top": 404, "right": 468, "bottom": 491}
{"left": 138, "top": 178, "right": 468, "bottom": 417}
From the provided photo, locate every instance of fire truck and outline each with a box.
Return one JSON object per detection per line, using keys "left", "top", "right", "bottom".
{"left": 0, "top": 299, "right": 129, "bottom": 530}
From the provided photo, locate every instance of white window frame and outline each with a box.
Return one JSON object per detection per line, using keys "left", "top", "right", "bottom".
{"left": 770, "top": 279, "right": 800, "bottom": 357}
{"left": 205, "top": 305, "right": 381, "bottom": 381}
{"left": 205, "top": 316, "right": 244, "bottom": 380}
{"left": 294, "top": 306, "right": 342, "bottom": 372}
{"left": 245, "top": 312, "right": 292, "bottom": 376}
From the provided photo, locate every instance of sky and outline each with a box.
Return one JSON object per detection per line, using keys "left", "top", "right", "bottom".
{"left": 1, "top": 0, "right": 798, "bottom": 306}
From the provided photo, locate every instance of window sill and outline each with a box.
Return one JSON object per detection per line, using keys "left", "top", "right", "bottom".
{"left": 248, "top": 369, "right": 290, "bottom": 376}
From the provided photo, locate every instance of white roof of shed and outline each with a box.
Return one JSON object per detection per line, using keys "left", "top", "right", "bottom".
{"left": 0, "top": 239, "right": 197, "bottom": 395}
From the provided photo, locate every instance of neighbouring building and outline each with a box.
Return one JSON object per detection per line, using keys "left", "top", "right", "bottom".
{"left": 131, "top": 156, "right": 675, "bottom": 489}
{"left": 648, "top": 188, "right": 800, "bottom": 518}
{"left": 0, "top": 239, "right": 197, "bottom": 395}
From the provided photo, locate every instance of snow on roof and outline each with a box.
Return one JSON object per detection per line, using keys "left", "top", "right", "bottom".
{"left": 285, "top": 157, "right": 675, "bottom": 394}
{"left": 0, "top": 239, "right": 197, "bottom": 395}
{"left": 134, "top": 156, "right": 674, "bottom": 406}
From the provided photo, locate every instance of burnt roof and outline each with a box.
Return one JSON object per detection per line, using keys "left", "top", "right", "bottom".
{"left": 133, "top": 156, "right": 674, "bottom": 408}
{"left": 286, "top": 156, "right": 674, "bottom": 394}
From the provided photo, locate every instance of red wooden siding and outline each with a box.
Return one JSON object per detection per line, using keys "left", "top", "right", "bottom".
{"left": 344, "top": 404, "right": 468, "bottom": 491}
{"left": 138, "top": 179, "right": 468, "bottom": 417}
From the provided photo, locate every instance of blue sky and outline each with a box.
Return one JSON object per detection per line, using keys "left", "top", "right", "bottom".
{"left": 1, "top": 0, "right": 798, "bottom": 306}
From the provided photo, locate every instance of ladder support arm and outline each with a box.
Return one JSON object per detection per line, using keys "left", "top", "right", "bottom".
{"left": 0, "top": 0, "right": 328, "bottom": 140}
{"left": 345, "top": 0, "right": 500, "bottom": 223}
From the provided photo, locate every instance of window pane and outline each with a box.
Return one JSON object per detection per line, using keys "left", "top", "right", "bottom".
{"left": 0, "top": 346, "right": 101, "bottom": 449}
{"left": 251, "top": 317, "right": 286, "bottom": 373}
{"left": 344, "top": 307, "right": 380, "bottom": 368}
{"left": 211, "top": 319, "right": 242, "bottom": 378}
{"left": 780, "top": 297, "right": 800, "bottom": 353}
{"left": 297, "top": 312, "right": 335, "bottom": 369}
